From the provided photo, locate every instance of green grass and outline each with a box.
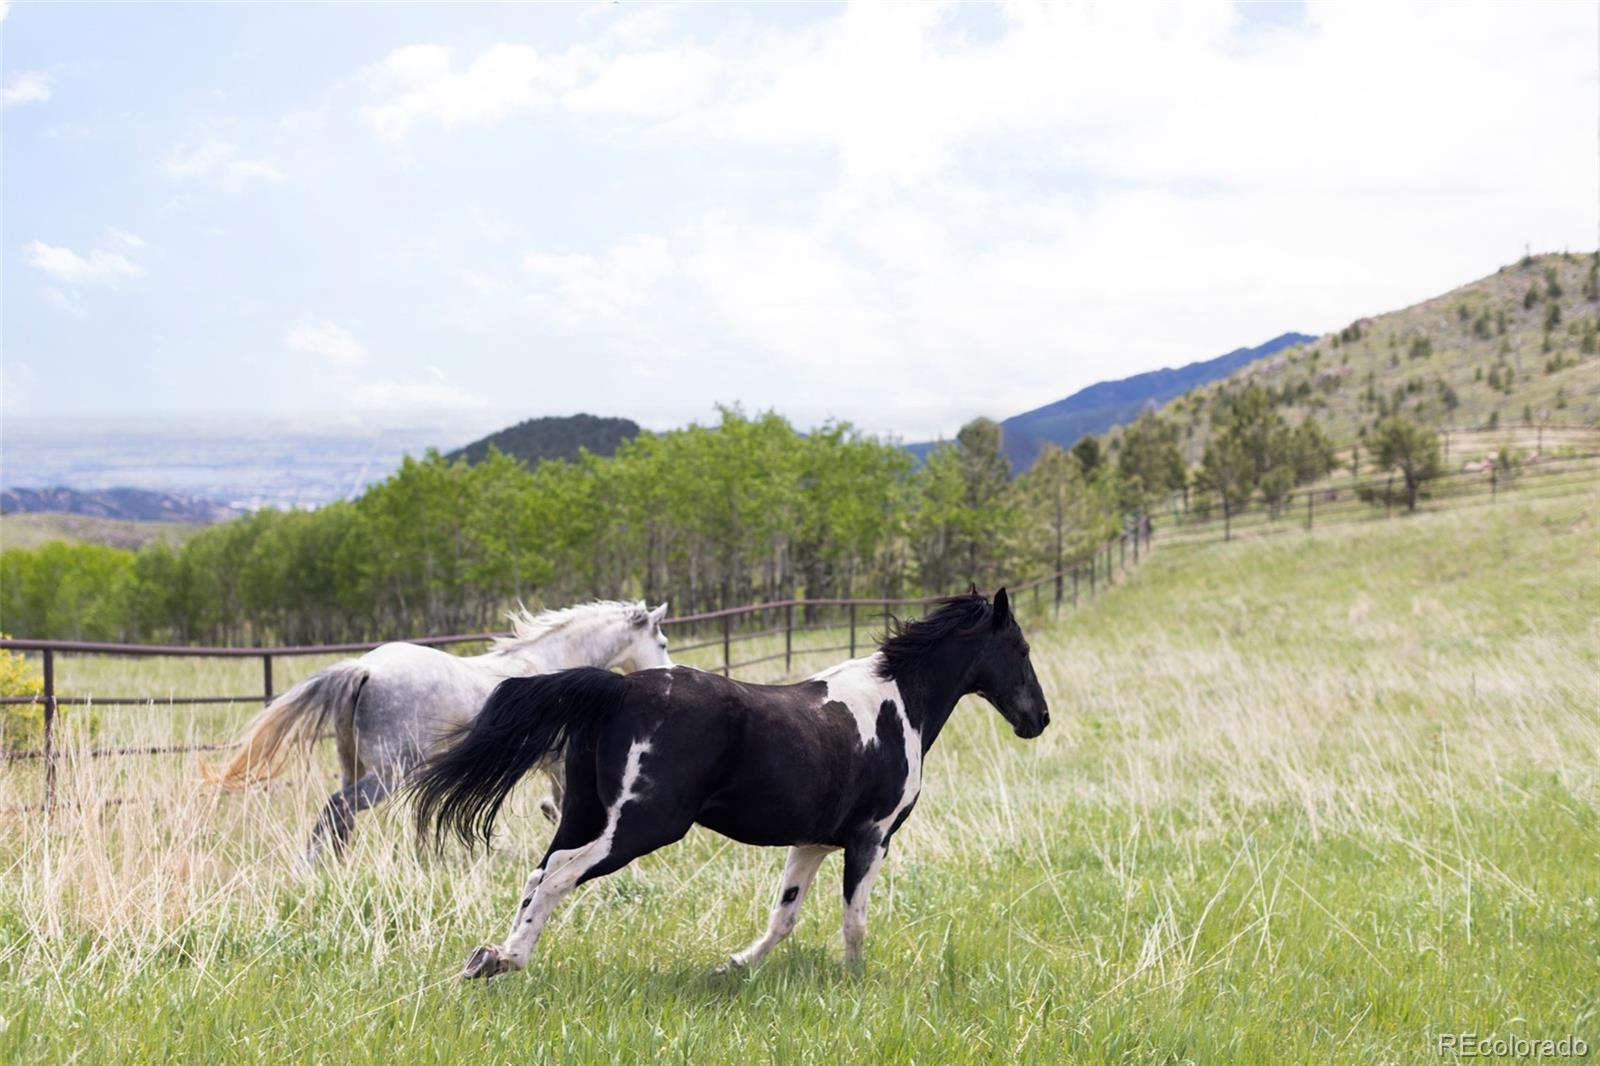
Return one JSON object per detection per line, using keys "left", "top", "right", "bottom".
{"left": 2, "top": 490, "right": 1596, "bottom": 1063}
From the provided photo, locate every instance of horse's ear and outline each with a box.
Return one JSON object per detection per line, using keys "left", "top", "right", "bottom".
{"left": 992, "top": 587, "right": 1011, "bottom": 629}
{"left": 649, "top": 602, "right": 669, "bottom": 625}
{"left": 969, "top": 583, "right": 979, "bottom": 596}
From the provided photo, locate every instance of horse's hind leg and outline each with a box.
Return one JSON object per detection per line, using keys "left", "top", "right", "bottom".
{"left": 721, "top": 845, "right": 833, "bottom": 972}
{"left": 464, "top": 742, "right": 695, "bottom": 980}
{"left": 304, "top": 773, "right": 393, "bottom": 865}
{"left": 538, "top": 759, "right": 566, "bottom": 824}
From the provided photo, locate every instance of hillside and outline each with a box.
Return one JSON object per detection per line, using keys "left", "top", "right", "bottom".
{"left": 0, "top": 513, "right": 203, "bottom": 551}
{"left": 0, "top": 486, "right": 240, "bottom": 523}
{"left": 445, "top": 413, "right": 641, "bottom": 468}
{"left": 908, "top": 332, "right": 1314, "bottom": 471}
{"left": 1158, "top": 253, "right": 1600, "bottom": 460}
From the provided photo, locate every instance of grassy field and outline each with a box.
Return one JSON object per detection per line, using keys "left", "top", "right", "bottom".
{"left": 2, "top": 489, "right": 1596, "bottom": 1063}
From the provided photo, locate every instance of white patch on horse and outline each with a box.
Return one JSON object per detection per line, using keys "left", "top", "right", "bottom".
{"left": 810, "top": 654, "right": 903, "bottom": 747}
{"left": 877, "top": 700, "right": 921, "bottom": 841}
{"left": 494, "top": 736, "right": 656, "bottom": 970}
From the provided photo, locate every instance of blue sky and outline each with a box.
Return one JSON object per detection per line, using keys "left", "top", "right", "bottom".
{"left": 3, "top": 1, "right": 1596, "bottom": 442}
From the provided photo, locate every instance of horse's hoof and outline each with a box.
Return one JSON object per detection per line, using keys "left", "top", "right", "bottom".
{"left": 462, "top": 945, "right": 509, "bottom": 981}
{"left": 713, "top": 955, "right": 746, "bottom": 976}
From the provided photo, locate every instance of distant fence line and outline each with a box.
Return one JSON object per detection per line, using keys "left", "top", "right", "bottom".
{"left": 1157, "top": 450, "right": 1599, "bottom": 548}
{"left": 0, "top": 522, "right": 1154, "bottom": 808}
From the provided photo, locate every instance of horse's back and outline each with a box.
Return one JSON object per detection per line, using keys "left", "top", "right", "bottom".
{"left": 350, "top": 642, "right": 499, "bottom": 763}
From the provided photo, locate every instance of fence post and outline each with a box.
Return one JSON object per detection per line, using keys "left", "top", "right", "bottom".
{"left": 1306, "top": 491, "right": 1314, "bottom": 532}
{"left": 42, "top": 648, "right": 56, "bottom": 810}
{"left": 1224, "top": 499, "right": 1232, "bottom": 542}
{"left": 1120, "top": 531, "right": 1126, "bottom": 571}
{"left": 262, "top": 653, "right": 274, "bottom": 706}
{"left": 1089, "top": 556, "right": 1096, "bottom": 597}
{"left": 1132, "top": 518, "right": 1140, "bottom": 564}
{"left": 721, "top": 613, "right": 731, "bottom": 677}
{"left": 1385, "top": 475, "right": 1394, "bottom": 518}
{"left": 785, "top": 602, "right": 793, "bottom": 674}
{"left": 849, "top": 602, "right": 858, "bottom": 659}
{"left": 1491, "top": 465, "right": 1497, "bottom": 500}
{"left": 1072, "top": 566, "right": 1079, "bottom": 607}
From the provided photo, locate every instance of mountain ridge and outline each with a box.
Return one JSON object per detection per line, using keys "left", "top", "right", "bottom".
{"left": 908, "top": 331, "right": 1316, "bottom": 470}
{"left": 0, "top": 486, "right": 241, "bottom": 524}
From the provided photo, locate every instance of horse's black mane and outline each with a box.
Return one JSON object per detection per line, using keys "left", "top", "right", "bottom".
{"left": 875, "top": 593, "right": 994, "bottom": 681}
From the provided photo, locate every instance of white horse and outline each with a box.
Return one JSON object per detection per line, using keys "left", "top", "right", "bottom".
{"left": 204, "top": 600, "right": 671, "bottom": 863}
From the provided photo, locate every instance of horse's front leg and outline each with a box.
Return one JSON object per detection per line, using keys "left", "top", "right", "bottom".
{"left": 841, "top": 833, "right": 887, "bottom": 970}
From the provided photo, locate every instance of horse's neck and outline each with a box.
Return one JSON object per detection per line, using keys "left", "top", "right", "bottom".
{"left": 478, "top": 620, "right": 623, "bottom": 675}
{"left": 894, "top": 639, "right": 981, "bottom": 753}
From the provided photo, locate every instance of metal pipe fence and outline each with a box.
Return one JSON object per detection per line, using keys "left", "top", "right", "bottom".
{"left": 1, "top": 524, "right": 1153, "bottom": 807}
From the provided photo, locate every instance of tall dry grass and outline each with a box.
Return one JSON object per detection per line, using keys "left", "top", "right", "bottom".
{"left": 2, "top": 488, "right": 1595, "bottom": 1062}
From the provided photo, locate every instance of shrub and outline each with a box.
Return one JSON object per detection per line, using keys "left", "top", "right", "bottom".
{"left": 0, "top": 638, "right": 45, "bottom": 753}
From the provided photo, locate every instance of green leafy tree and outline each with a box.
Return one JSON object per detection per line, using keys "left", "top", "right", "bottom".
{"left": 1372, "top": 416, "right": 1443, "bottom": 512}
{"left": 1070, "top": 435, "right": 1103, "bottom": 478}
{"left": 1116, "top": 411, "right": 1186, "bottom": 513}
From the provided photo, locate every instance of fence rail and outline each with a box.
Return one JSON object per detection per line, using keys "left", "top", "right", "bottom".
{"left": 1, "top": 522, "right": 1153, "bottom": 807}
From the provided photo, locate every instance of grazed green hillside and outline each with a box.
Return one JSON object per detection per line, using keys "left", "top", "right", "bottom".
{"left": 1160, "top": 253, "right": 1600, "bottom": 458}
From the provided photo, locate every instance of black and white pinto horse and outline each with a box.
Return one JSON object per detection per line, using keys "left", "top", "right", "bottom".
{"left": 410, "top": 589, "right": 1048, "bottom": 979}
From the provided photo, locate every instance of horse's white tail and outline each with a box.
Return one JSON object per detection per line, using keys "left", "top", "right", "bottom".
{"left": 201, "top": 660, "right": 368, "bottom": 789}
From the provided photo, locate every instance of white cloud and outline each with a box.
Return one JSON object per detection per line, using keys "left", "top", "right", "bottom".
{"left": 562, "top": 47, "right": 717, "bottom": 119}
{"left": 25, "top": 240, "right": 145, "bottom": 287}
{"left": 362, "top": 34, "right": 724, "bottom": 140}
{"left": 362, "top": 43, "right": 572, "bottom": 142}
{"left": 163, "top": 139, "right": 284, "bottom": 186}
{"left": 452, "top": 1, "right": 1597, "bottom": 438}
{"left": 353, "top": 372, "right": 487, "bottom": 412}
{"left": 106, "top": 228, "right": 146, "bottom": 250}
{"left": 285, "top": 322, "right": 367, "bottom": 366}
{"left": 2, "top": 71, "right": 52, "bottom": 108}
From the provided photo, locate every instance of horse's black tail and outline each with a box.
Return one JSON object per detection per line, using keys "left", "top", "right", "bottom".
{"left": 408, "top": 667, "right": 630, "bottom": 853}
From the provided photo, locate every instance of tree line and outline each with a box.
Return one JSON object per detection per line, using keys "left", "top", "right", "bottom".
{"left": 3, "top": 408, "right": 1132, "bottom": 644}
{"left": 1, "top": 389, "right": 1365, "bottom": 644}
